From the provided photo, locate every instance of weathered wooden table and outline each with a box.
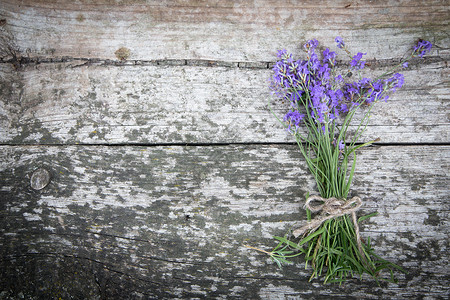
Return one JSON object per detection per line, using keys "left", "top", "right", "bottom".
{"left": 1, "top": 1, "right": 449, "bottom": 299}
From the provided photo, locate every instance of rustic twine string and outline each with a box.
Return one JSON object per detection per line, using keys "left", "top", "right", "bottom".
{"left": 293, "top": 195, "right": 365, "bottom": 260}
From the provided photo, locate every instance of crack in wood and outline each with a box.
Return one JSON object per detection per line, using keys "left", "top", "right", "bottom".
{"left": 1, "top": 252, "right": 163, "bottom": 286}
{"left": 0, "top": 56, "right": 270, "bottom": 69}
{"left": 0, "top": 55, "right": 446, "bottom": 70}
{"left": 41, "top": 232, "right": 212, "bottom": 266}
{"left": 1, "top": 141, "right": 450, "bottom": 147}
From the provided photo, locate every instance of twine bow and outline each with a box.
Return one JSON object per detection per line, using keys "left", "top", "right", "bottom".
{"left": 293, "top": 195, "right": 365, "bottom": 259}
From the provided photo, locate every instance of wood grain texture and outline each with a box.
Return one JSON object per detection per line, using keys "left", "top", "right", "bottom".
{"left": 1, "top": 0, "right": 449, "bottom": 62}
{"left": 0, "top": 145, "right": 449, "bottom": 299}
{"left": 1, "top": 60, "right": 448, "bottom": 145}
{"left": 1, "top": 1, "right": 449, "bottom": 299}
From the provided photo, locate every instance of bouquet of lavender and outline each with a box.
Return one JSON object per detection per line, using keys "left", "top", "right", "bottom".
{"left": 263, "top": 37, "right": 432, "bottom": 283}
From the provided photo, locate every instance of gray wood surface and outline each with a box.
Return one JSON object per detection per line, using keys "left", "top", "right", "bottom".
{"left": 0, "top": 145, "right": 448, "bottom": 298}
{"left": 0, "top": 61, "right": 449, "bottom": 145}
{"left": 1, "top": 0, "right": 449, "bottom": 299}
{"left": 1, "top": 0, "right": 449, "bottom": 61}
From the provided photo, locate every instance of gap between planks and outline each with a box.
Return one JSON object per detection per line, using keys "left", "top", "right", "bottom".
{"left": 2, "top": 142, "right": 450, "bottom": 147}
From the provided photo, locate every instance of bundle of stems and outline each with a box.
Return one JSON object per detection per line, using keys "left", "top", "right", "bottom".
{"left": 255, "top": 38, "right": 433, "bottom": 284}
{"left": 268, "top": 89, "right": 404, "bottom": 284}
{"left": 269, "top": 96, "right": 403, "bottom": 283}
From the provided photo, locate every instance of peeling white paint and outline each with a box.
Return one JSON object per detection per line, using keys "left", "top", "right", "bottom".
{"left": 259, "top": 284, "right": 297, "bottom": 299}
{"left": 22, "top": 212, "right": 42, "bottom": 221}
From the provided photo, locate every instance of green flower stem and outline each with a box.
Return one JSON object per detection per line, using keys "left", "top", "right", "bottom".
{"left": 261, "top": 38, "right": 432, "bottom": 284}
{"left": 268, "top": 95, "right": 404, "bottom": 283}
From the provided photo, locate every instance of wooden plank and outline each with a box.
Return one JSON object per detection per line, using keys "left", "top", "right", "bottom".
{"left": 0, "top": 2, "right": 449, "bottom": 299}
{"left": 0, "top": 145, "right": 448, "bottom": 298}
{"left": 1, "top": 61, "right": 448, "bottom": 145}
{"left": 1, "top": 0, "right": 449, "bottom": 62}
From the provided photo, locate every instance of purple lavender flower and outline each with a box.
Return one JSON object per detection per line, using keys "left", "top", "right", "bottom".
{"left": 311, "top": 84, "right": 325, "bottom": 100}
{"left": 388, "top": 73, "right": 405, "bottom": 92}
{"left": 287, "top": 56, "right": 295, "bottom": 64}
{"left": 358, "top": 78, "right": 371, "bottom": 86}
{"left": 394, "top": 73, "right": 404, "bottom": 87}
{"left": 318, "top": 64, "right": 331, "bottom": 81}
{"left": 299, "top": 61, "right": 309, "bottom": 76}
{"left": 290, "top": 90, "right": 303, "bottom": 102}
{"left": 340, "top": 103, "right": 348, "bottom": 113}
{"left": 335, "top": 89, "right": 344, "bottom": 101}
{"left": 402, "top": 62, "right": 409, "bottom": 68}
{"left": 270, "top": 38, "right": 413, "bottom": 132}
{"left": 343, "top": 83, "right": 358, "bottom": 100}
{"left": 309, "top": 53, "right": 321, "bottom": 71}
{"left": 322, "top": 48, "right": 336, "bottom": 64}
{"left": 304, "top": 39, "right": 319, "bottom": 52}
{"left": 335, "top": 36, "right": 345, "bottom": 49}
{"left": 413, "top": 40, "right": 432, "bottom": 58}
{"left": 277, "top": 49, "right": 288, "bottom": 59}
{"left": 372, "top": 80, "right": 386, "bottom": 102}
{"left": 338, "top": 140, "right": 345, "bottom": 151}
{"left": 327, "top": 90, "right": 338, "bottom": 107}
{"left": 284, "top": 111, "right": 305, "bottom": 131}
{"left": 272, "top": 61, "right": 288, "bottom": 87}
{"left": 351, "top": 52, "right": 367, "bottom": 69}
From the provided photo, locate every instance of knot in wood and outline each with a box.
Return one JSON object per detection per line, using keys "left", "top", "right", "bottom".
{"left": 115, "top": 47, "right": 130, "bottom": 61}
{"left": 30, "top": 168, "right": 51, "bottom": 190}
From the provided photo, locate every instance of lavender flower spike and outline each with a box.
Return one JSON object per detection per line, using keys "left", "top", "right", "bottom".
{"left": 413, "top": 40, "right": 433, "bottom": 58}
{"left": 335, "top": 36, "right": 345, "bottom": 48}
{"left": 351, "top": 52, "right": 367, "bottom": 69}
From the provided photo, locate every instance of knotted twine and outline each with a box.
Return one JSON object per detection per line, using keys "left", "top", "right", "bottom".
{"left": 293, "top": 195, "right": 365, "bottom": 260}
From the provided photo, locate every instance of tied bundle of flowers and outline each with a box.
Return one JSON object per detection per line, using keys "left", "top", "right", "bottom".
{"left": 259, "top": 37, "right": 432, "bottom": 283}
